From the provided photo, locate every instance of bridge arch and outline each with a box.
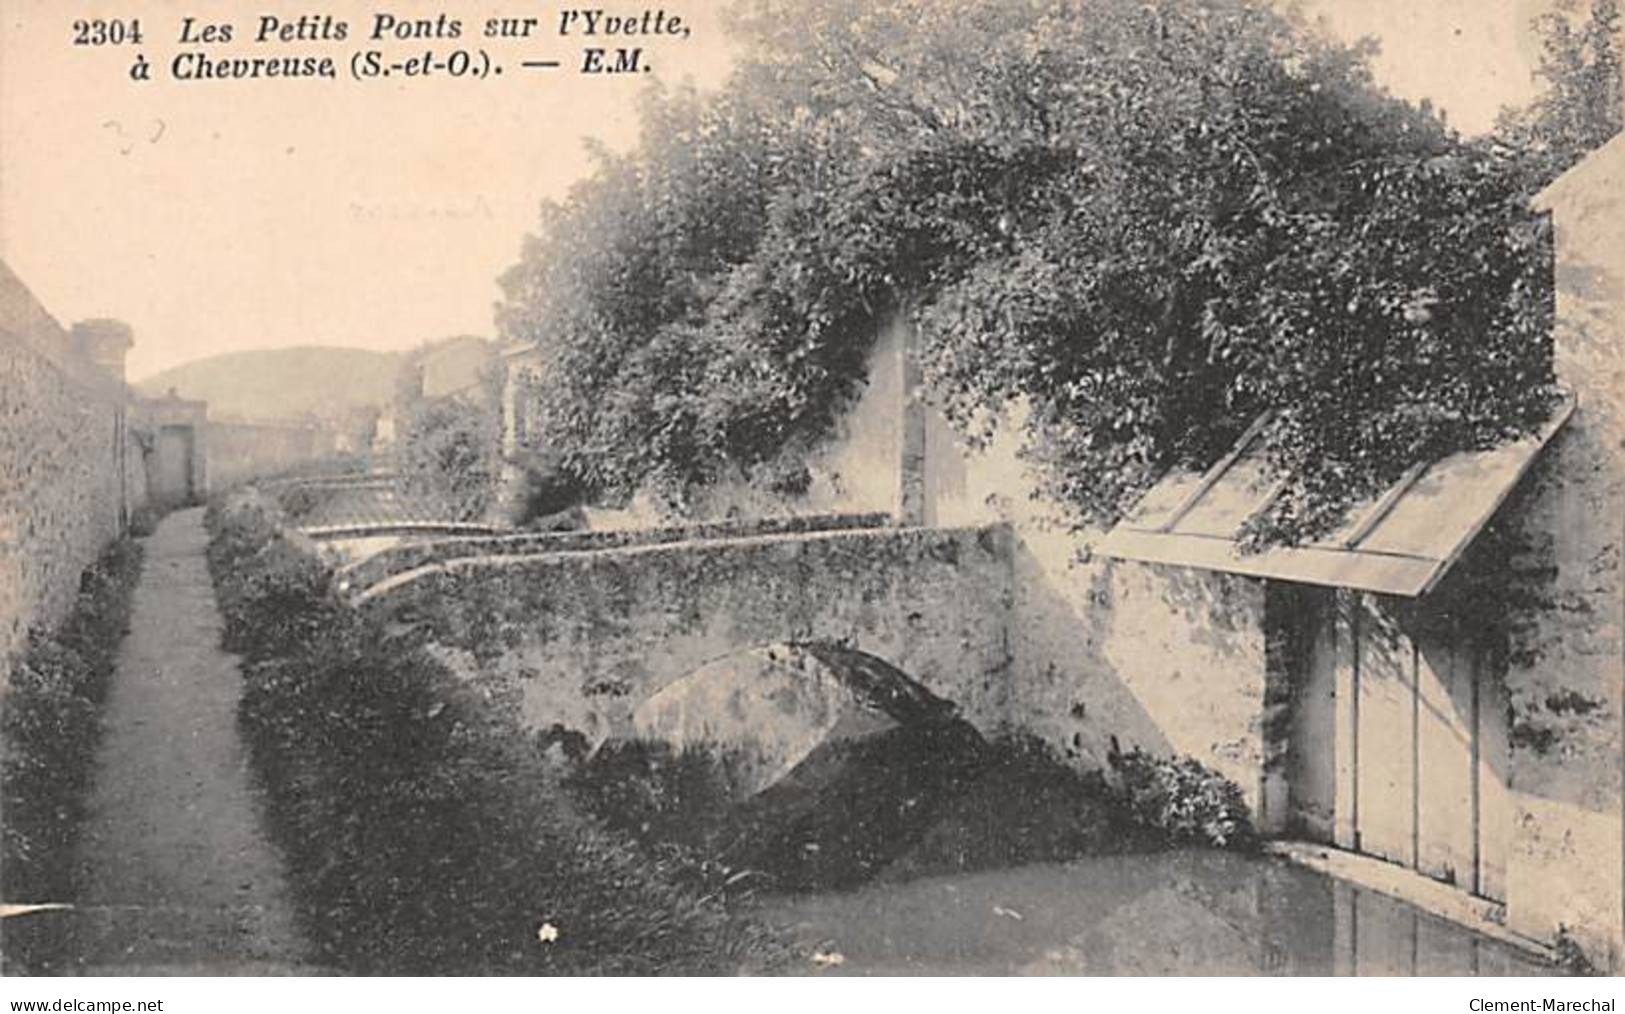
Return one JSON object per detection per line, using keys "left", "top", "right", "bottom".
{"left": 356, "top": 523, "right": 1014, "bottom": 740}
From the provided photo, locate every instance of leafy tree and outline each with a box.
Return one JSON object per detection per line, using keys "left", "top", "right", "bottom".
{"left": 496, "top": 85, "right": 791, "bottom": 507}
{"left": 398, "top": 395, "right": 501, "bottom": 521}
{"left": 1498, "top": 0, "right": 1623, "bottom": 183}
{"left": 498, "top": 0, "right": 1559, "bottom": 543}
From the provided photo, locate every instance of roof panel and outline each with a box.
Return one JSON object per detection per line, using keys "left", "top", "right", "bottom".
{"left": 1122, "top": 469, "right": 1207, "bottom": 530}
{"left": 1096, "top": 395, "right": 1575, "bottom": 597}
{"left": 1175, "top": 454, "right": 1280, "bottom": 538}
{"left": 1357, "top": 429, "right": 1561, "bottom": 560}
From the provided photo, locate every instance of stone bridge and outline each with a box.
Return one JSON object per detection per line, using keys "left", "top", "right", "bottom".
{"left": 352, "top": 519, "right": 1015, "bottom": 743}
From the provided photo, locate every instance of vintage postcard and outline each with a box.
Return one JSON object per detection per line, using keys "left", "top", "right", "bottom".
{"left": 0, "top": 0, "right": 1621, "bottom": 995}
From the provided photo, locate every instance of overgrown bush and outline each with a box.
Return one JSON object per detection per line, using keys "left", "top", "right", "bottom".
{"left": 498, "top": 0, "right": 1561, "bottom": 543}
{"left": 1108, "top": 746, "right": 1257, "bottom": 850}
{"left": 569, "top": 742, "right": 764, "bottom": 902}
{"left": 573, "top": 729, "right": 1254, "bottom": 897}
{"left": 1, "top": 537, "right": 145, "bottom": 971}
{"left": 205, "top": 494, "right": 330, "bottom": 657}
{"left": 204, "top": 491, "right": 790, "bottom": 974}
{"left": 510, "top": 446, "right": 587, "bottom": 524}
{"left": 575, "top": 724, "right": 999, "bottom": 894}
{"left": 127, "top": 505, "right": 161, "bottom": 538}
{"left": 396, "top": 397, "right": 500, "bottom": 522}
{"left": 272, "top": 484, "right": 321, "bottom": 523}
{"left": 573, "top": 741, "right": 750, "bottom": 851}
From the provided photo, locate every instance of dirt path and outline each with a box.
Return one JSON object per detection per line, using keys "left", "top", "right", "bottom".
{"left": 67, "top": 508, "right": 312, "bottom": 974}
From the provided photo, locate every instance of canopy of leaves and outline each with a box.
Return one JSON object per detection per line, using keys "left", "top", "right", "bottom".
{"left": 398, "top": 394, "right": 501, "bottom": 521}
{"left": 1496, "top": 0, "right": 1622, "bottom": 185}
{"left": 498, "top": 0, "right": 1560, "bottom": 542}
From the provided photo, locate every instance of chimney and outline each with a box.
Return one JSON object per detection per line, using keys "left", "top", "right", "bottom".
{"left": 70, "top": 319, "right": 134, "bottom": 385}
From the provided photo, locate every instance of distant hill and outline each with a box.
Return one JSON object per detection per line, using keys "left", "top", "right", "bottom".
{"left": 135, "top": 347, "right": 403, "bottom": 422}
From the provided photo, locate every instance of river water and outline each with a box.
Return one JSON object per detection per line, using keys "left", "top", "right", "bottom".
{"left": 755, "top": 849, "right": 1556, "bottom": 976}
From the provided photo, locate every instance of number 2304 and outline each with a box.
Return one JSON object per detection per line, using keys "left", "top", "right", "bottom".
{"left": 73, "top": 19, "right": 144, "bottom": 45}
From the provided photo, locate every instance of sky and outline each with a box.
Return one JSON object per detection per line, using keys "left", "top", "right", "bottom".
{"left": 0, "top": 1, "right": 1555, "bottom": 381}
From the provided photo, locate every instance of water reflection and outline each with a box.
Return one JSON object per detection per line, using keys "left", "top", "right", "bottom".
{"left": 755, "top": 850, "right": 1555, "bottom": 976}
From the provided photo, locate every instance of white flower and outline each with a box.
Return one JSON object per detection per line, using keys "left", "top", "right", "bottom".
{"left": 537, "top": 922, "right": 560, "bottom": 944}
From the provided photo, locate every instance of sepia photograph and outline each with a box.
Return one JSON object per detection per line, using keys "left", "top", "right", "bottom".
{"left": 0, "top": 0, "right": 1622, "bottom": 996}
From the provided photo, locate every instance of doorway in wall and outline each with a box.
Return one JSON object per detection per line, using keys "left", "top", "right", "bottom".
{"left": 1274, "top": 583, "right": 1511, "bottom": 903}
{"left": 154, "top": 424, "right": 196, "bottom": 509}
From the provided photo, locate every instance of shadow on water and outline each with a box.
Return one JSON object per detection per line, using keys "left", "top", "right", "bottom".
{"left": 754, "top": 848, "right": 1557, "bottom": 976}
{"left": 582, "top": 731, "right": 1555, "bottom": 976}
{"left": 579, "top": 725, "right": 1161, "bottom": 896}
{"left": 718, "top": 713, "right": 1550, "bottom": 977}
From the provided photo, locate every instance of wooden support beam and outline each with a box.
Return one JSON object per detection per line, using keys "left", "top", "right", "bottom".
{"left": 1155, "top": 411, "right": 1274, "bottom": 533}
{"left": 1341, "top": 461, "right": 1429, "bottom": 550}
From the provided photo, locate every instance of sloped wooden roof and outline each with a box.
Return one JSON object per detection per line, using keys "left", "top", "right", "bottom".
{"left": 1095, "top": 395, "right": 1575, "bottom": 597}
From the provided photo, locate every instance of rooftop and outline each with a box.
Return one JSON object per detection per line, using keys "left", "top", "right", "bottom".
{"left": 1095, "top": 395, "right": 1575, "bottom": 597}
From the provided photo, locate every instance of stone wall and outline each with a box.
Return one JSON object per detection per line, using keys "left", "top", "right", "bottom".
{"left": 0, "top": 263, "right": 146, "bottom": 676}
{"left": 359, "top": 525, "right": 1014, "bottom": 745}
{"left": 1504, "top": 135, "right": 1625, "bottom": 969}
{"left": 1005, "top": 540, "right": 1271, "bottom": 816}
{"left": 911, "top": 364, "right": 1275, "bottom": 814}
{"left": 208, "top": 419, "right": 340, "bottom": 491}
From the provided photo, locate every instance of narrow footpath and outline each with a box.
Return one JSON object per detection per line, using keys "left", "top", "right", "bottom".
{"left": 67, "top": 508, "right": 312, "bottom": 974}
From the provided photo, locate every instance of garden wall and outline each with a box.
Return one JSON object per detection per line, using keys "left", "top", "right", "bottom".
{"left": 0, "top": 263, "right": 147, "bottom": 677}
{"left": 1504, "top": 134, "right": 1625, "bottom": 969}
{"left": 358, "top": 524, "right": 1014, "bottom": 744}
{"left": 208, "top": 419, "right": 340, "bottom": 491}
